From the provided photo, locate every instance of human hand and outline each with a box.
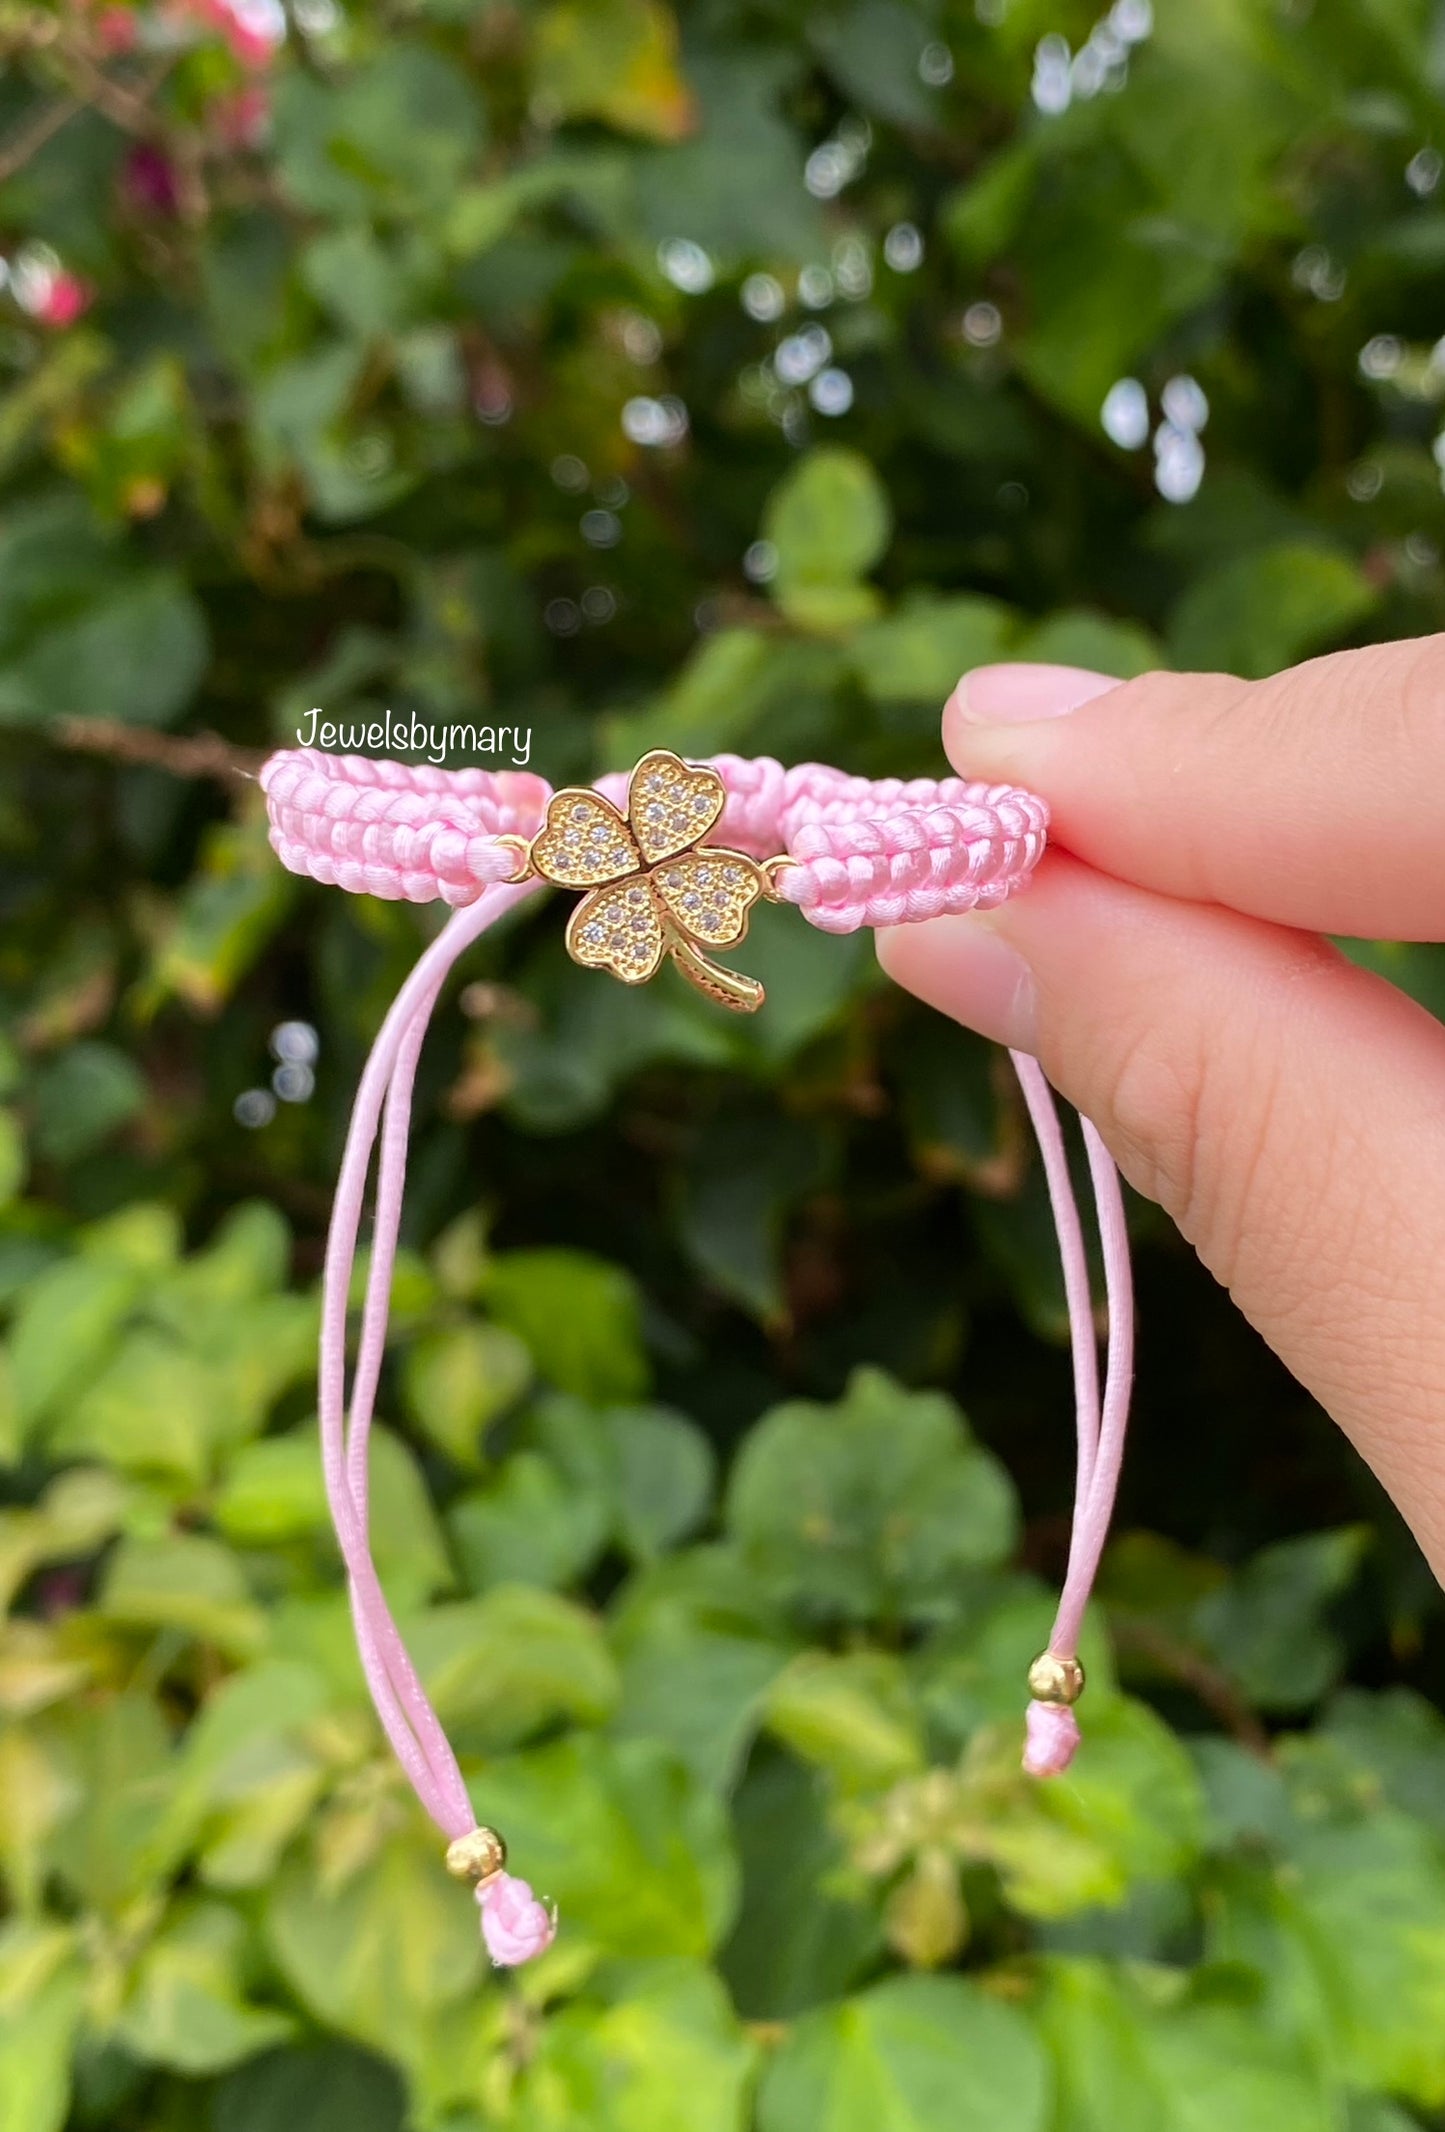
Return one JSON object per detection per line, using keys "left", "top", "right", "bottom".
{"left": 877, "top": 642, "right": 1445, "bottom": 1578}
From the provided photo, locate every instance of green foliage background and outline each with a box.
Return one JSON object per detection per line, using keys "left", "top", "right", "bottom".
{"left": 5, "top": 0, "right": 1445, "bottom": 2127}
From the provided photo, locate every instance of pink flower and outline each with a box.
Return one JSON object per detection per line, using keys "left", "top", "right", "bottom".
{"left": 123, "top": 144, "right": 181, "bottom": 216}
{"left": 96, "top": 7, "right": 139, "bottom": 52}
{"left": 477, "top": 1873, "right": 557, "bottom": 1967}
{"left": 209, "top": 83, "right": 271, "bottom": 149}
{"left": 35, "top": 272, "right": 91, "bottom": 329}
{"left": 182, "top": 0, "right": 281, "bottom": 69}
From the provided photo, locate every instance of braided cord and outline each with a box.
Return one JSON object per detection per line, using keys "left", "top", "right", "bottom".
{"left": 260, "top": 747, "right": 1048, "bottom": 928}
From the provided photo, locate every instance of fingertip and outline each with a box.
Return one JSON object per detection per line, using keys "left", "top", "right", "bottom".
{"left": 942, "top": 664, "right": 1123, "bottom": 776}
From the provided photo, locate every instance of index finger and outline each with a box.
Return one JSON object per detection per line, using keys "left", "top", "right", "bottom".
{"left": 946, "top": 637, "right": 1445, "bottom": 940}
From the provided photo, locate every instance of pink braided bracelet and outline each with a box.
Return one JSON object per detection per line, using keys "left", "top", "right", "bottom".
{"left": 258, "top": 743, "right": 1134, "bottom": 1968}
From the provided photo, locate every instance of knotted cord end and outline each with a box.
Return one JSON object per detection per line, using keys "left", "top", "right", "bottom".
{"left": 1023, "top": 1698, "right": 1082, "bottom": 1777}
{"left": 478, "top": 1873, "right": 558, "bottom": 1967}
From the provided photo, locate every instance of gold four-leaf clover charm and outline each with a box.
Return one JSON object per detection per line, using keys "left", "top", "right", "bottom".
{"left": 515, "top": 752, "right": 774, "bottom": 1013}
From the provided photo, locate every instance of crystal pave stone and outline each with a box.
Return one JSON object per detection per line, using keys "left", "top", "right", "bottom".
{"left": 531, "top": 789, "right": 641, "bottom": 888}
{"left": 629, "top": 753, "right": 726, "bottom": 865}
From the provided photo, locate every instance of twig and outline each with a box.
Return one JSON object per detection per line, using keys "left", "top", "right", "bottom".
{"left": 0, "top": 92, "right": 82, "bottom": 185}
{"left": 1111, "top": 1618, "right": 1274, "bottom": 1759}
{"left": 0, "top": 47, "right": 177, "bottom": 185}
{"left": 45, "top": 716, "right": 265, "bottom": 785}
{"left": 51, "top": 45, "right": 176, "bottom": 135}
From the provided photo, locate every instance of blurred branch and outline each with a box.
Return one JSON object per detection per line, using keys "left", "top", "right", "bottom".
{"left": 0, "top": 44, "right": 177, "bottom": 183}
{"left": 50, "top": 44, "right": 177, "bottom": 135}
{"left": 0, "top": 91, "right": 82, "bottom": 184}
{"left": 49, "top": 716, "right": 265, "bottom": 785}
{"left": 1111, "top": 1618, "right": 1274, "bottom": 1760}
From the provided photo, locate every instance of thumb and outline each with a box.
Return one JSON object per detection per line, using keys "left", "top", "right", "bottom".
{"left": 946, "top": 638, "right": 1445, "bottom": 939}
{"left": 877, "top": 852, "right": 1445, "bottom": 1579}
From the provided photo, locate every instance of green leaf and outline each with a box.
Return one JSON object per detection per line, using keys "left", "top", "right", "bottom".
{"left": 115, "top": 1900, "right": 294, "bottom": 2074}
{"left": 265, "top": 1830, "right": 482, "bottom": 2058}
{"left": 631, "top": 52, "right": 826, "bottom": 262}
{"left": 272, "top": 48, "right": 486, "bottom": 218}
{"left": 850, "top": 595, "right": 1017, "bottom": 705}
{"left": 0, "top": 1727, "right": 78, "bottom": 1911}
{"left": 485, "top": 1249, "right": 650, "bottom": 1401}
{"left": 757, "top": 1973, "right": 1050, "bottom": 2132}
{"left": 211, "top": 1432, "right": 328, "bottom": 1545}
{"left": 809, "top": 0, "right": 945, "bottom": 129}
{"left": 0, "top": 1111, "right": 26, "bottom": 1208}
{"left": 764, "top": 1651, "right": 925, "bottom": 1788}
{"left": 406, "top": 1584, "right": 619, "bottom": 1751}
{"left": 0, "top": 1465, "right": 129, "bottom": 1613}
{"left": 163, "top": 1201, "right": 291, "bottom": 1307}
{"left": 533, "top": 0, "right": 696, "bottom": 142}
{"left": 47, "top": 1330, "right": 219, "bottom": 1485}
{"left": 725, "top": 1367, "right": 1018, "bottom": 1628}
{"left": 1015, "top": 611, "right": 1162, "bottom": 680}
{"left": 1012, "top": 151, "right": 1223, "bottom": 426}
{"left": 1166, "top": 546, "right": 1379, "bottom": 677}
{"left": 0, "top": 570, "right": 207, "bottom": 729}
{"left": 41, "top": 1691, "right": 180, "bottom": 1912}
{"left": 972, "top": 1696, "right": 1206, "bottom": 1918}
{"left": 401, "top": 1319, "right": 533, "bottom": 1466}
{"left": 0, "top": 1924, "right": 83, "bottom": 2132}
{"left": 608, "top": 1549, "right": 797, "bottom": 1791}
{"left": 7, "top": 1254, "right": 139, "bottom": 1436}
{"left": 1316, "top": 1685, "right": 1445, "bottom": 1841}
{"left": 30, "top": 1042, "right": 146, "bottom": 1163}
{"left": 79, "top": 1201, "right": 181, "bottom": 1271}
{"left": 1034, "top": 1957, "right": 1333, "bottom": 2132}
{"left": 714, "top": 901, "right": 873, "bottom": 1066}
{"left": 97, "top": 1533, "right": 266, "bottom": 1658}
{"left": 763, "top": 450, "right": 892, "bottom": 634}
{"left": 608, "top": 628, "right": 775, "bottom": 763}
{"left": 915, "top": 1585, "right": 1118, "bottom": 1750}
{"left": 213, "top": 1422, "right": 451, "bottom": 1600}
{"left": 449, "top": 1451, "right": 610, "bottom": 1592}
{"left": 514, "top": 1961, "right": 754, "bottom": 2131}
{"left": 1211, "top": 1796, "right": 1445, "bottom": 2105}
{"left": 895, "top": 1018, "right": 1013, "bottom": 1190}
{"left": 604, "top": 1402, "right": 716, "bottom": 1562}
{"left": 474, "top": 1736, "right": 738, "bottom": 1959}
{"left": 678, "top": 1109, "right": 828, "bottom": 1320}
{"left": 722, "top": 1748, "right": 882, "bottom": 2017}
{"left": 1192, "top": 1528, "right": 1368, "bottom": 1710}
{"left": 300, "top": 225, "right": 416, "bottom": 342}
{"left": 214, "top": 2041, "right": 406, "bottom": 2132}
{"left": 145, "top": 812, "right": 294, "bottom": 1016}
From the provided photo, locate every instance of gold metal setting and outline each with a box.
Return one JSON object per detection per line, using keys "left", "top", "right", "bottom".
{"left": 445, "top": 1826, "right": 508, "bottom": 1885}
{"left": 507, "top": 751, "right": 787, "bottom": 1014}
{"left": 1027, "top": 1652, "right": 1086, "bottom": 1707}
{"left": 760, "top": 854, "right": 799, "bottom": 902}
{"left": 492, "top": 833, "right": 534, "bottom": 886}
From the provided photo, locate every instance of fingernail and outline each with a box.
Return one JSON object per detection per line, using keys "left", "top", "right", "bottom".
{"left": 877, "top": 913, "right": 1039, "bottom": 1054}
{"left": 951, "top": 663, "right": 1120, "bottom": 724}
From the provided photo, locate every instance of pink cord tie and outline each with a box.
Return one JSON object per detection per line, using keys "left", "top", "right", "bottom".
{"left": 258, "top": 744, "right": 1134, "bottom": 1963}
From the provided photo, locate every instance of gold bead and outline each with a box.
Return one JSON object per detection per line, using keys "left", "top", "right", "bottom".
{"left": 1027, "top": 1652, "right": 1085, "bottom": 1706}
{"left": 444, "top": 1826, "right": 507, "bottom": 1885}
